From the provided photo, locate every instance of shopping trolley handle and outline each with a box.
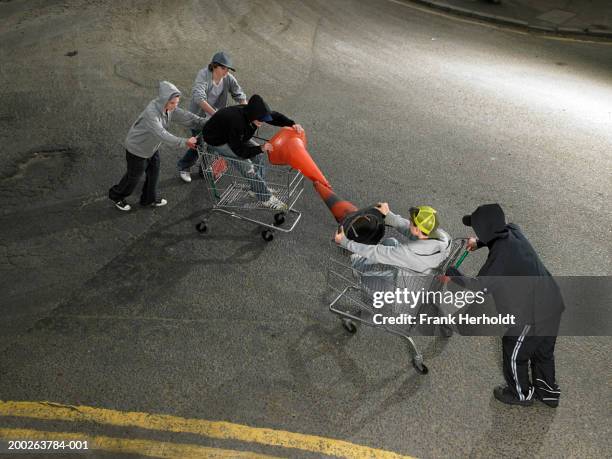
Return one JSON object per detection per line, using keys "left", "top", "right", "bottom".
{"left": 451, "top": 237, "right": 471, "bottom": 269}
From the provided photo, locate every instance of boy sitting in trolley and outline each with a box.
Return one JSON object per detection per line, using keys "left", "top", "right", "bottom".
{"left": 197, "top": 94, "right": 303, "bottom": 210}
{"left": 334, "top": 203, "right": 452, "bottom": 274}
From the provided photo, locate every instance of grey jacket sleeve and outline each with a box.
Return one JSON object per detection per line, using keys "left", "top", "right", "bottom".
{"left": 339, "top": 237, "right": 399, "bottom": 265}
{"left": 339, "top": 236, "right": 426, "bottom": 270}
{"left": 191, "top": 70, "right": 210, "bottom": 105}
{"left": 385, "top": 211, "right": 411, "bottom": 237}
{"left": 228, "top": 75, "right": 247, "bottom": 102}
{"left": 142, "top": 114, "right": 187, "bottom": 149}
{"left": 172, "top": 107, "right": 206, "bottom": 130}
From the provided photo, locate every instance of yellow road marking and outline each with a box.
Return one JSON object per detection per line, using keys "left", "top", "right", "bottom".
{"left": 0, "top": 400, "right": 413, "bottom": 458}
{"left": 0, "top": 428, "right": 278, "bottom": 459}
{"left": 387, "top": 0, "right": 612, "bottom": 45}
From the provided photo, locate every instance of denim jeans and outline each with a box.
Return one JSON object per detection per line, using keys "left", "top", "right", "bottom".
{"left": 205, "top": 142, "right": 271, "bottom": 202}
{"left": 351, "top": 238, "right": 399, "bottom": 297}
{"left": 109, "top": 150, "right": 160, "bottom": 205}
{"left": 176, "top": 129, "right": 200, "bottom": 171}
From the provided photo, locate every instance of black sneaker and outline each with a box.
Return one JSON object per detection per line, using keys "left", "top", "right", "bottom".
{"left": 493, "top": 385, "right": 533, "bottom": 406}
{"left": 114, "top": 200, "right": 131, "bottom": 211}
{"left": 535, "top": 392, "right": 559, "bottom": 408}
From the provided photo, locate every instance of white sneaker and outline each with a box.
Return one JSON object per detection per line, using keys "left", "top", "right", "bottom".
{"left": 151, "top": 198, "right": 168, "bottom": 207}
{"left": 179, "top": 171, "right": 192, "bottom": 183}
{"left": 113, "top": 199, "right": 131, "bottom": 211}
{"left": 261, "top": 195, "right": 287, "bottom": 210}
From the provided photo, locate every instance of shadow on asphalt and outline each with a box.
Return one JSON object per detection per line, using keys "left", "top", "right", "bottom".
{"left": 469, "top": 396, "right": 557, "bottom": 457}
{"left": 285, "top": 321, "right": 427, "bottom": 436}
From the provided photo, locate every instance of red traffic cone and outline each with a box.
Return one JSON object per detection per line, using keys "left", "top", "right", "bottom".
{"left": 268, "top": 127, "right": 330, "bottom": 187}
{"left": 313, "top": 181, "right": 358, "bottom": 223}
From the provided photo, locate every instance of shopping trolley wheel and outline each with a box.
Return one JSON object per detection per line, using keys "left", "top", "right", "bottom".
{"left": 412, "top": 359, "right": 429, "bottom": 375}
{"left": 342, "top": 319, "right": 357, "bottom": 334}
{"left": 198, "top": 167, "right": 205, "bottom": 178}
{"left": 196, "top": 221, "right": 208, "bottom": 233}
{"left": 273, "top": 212, "right": 286, "bottom": 226}
{"left": 261, "top": 229, "right": 274, "bottom": 242}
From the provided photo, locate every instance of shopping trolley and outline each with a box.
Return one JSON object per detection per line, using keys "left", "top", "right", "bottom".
{"left": 194, "top": 143, "right": 304, "bottom": 241}
{"left": 327, "top": 229, "right": 469, "bottom": 374}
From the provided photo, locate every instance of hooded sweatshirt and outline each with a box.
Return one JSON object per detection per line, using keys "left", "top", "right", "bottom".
{"left": 189, "top": 67, "right": 246, "bottom": 117}
{"left": 201, "top": 94, "right": 295, "bottom": 159}
{"left": 447, "top": 206, "right": 565, "bottom": 325}
{"left": 339, "top": 211, "right": 452, "bottom": 273}
{"left": 125, "top": 81, "right": 206, "bottom": 159}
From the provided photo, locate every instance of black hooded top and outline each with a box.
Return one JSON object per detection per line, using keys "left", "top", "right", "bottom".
{"left": 201, "top": 94, "right": 295, "bottom": 159}
{"left": 448, "top": 204, "right": 564, "bottom": 325}
{"left": 463, "top": 203, "right": 506, "bottom": 246}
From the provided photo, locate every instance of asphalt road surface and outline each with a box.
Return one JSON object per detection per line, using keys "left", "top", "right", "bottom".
{"left": 1, "top": 0, "right": 611, "bottom": 457}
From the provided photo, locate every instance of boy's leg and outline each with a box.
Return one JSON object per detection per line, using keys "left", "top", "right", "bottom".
{"left": 353, "top": 238, "right": 398, "bottom": 305}
{"left": 209, "top": 144, "right": 272, "bottom": 201}
{"left": 532, "top": 314, "right": 561, "bottom": 407}
{"left": 141, "top": 151, "right": 161, "bottom": 205}
{"left": 248, "top": 139, "right": 267, "bottom": 179}
{"left": 501, "top": 324, "right": 535, "bottom": 403}
{"left": 177, "top": 129, "right": 201, "bottom": 172}
{"left": 177, "top": 149, "right": 198, "bottom": 171}
{"left": 109, "top": 150, "right": 147, "bottom": 202}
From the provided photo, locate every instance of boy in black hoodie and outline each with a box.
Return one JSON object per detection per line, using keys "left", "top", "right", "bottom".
{"left": 446, "top": 204, "right": 564, "bottom": 407}
{"left": 199, "top": 94, "right": 303, "bottom": 210}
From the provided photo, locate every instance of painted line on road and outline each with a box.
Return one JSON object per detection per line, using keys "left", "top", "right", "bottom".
{"left": 387, "top": 0, "right": 612, "bottom": 45}
{"left": 0, "top": 428, "right": 278, "bottom": 459}
{"left": 0, "top": 401, "right": 413, "bottom": 458}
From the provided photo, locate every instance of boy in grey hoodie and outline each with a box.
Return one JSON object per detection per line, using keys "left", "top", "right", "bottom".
{"left": 334, "top": 203, "right": 452, "bottom": 273}
{"left": 177, "top": 51, "right": 247, "bottom": 183}
{"left": 109, "top": 81, "right": 206, "bottom": 211}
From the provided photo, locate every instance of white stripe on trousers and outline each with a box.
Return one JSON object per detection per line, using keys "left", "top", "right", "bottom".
{"left": 536, "top": 378, "right": 560, "bottom": 394}
{"left": 511, "top": 324, "right": 531, "bottom": 401}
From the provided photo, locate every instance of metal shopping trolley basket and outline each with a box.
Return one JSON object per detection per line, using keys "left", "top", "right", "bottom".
{"left": 194, "top": 143, "right": 304, "bottom": 241}
{"left": 327, "top": 231, "right": 469, "bottom": 374}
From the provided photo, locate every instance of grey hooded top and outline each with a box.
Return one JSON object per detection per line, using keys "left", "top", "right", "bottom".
{"left": 188, "top": 68, "right": 247, "bottom": 117}
{"left": 339, "top": 211, "right": 452, "bottom": 273}
{"left": 125, "top": 81, "right": 206, "bottom": 159}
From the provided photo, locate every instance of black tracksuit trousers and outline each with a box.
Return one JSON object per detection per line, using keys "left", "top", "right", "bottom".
{"left": 109, "top": 150, "right": 160, "bottom": 205}
{"left": 502, "top": 314, "right": 561, "bottom": 403}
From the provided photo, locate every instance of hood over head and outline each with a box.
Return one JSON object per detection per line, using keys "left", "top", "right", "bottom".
{"left": 246, "top": 94, "right": 272, "bottom": 122}
{"left": 462, "top": 203, "right": 506, "bottom": 244}
{"left": 158, "top": 81, "right": 182, "bottom": 105}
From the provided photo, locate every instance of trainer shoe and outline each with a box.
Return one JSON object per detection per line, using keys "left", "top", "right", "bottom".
{"left": 179, "top": 170, "right": 192, "bottom": 183}
{"left": 150, "top": 198, "right": 168, "bottom": 207}
{"left": 114, "top": 200, "right": 131, "bottom": 211}
{"left": 261, "top": 195, "right": 287, "bottom": 210}
{"left": 493, "top": 385, "right": 533, "bottom": 407}
{"left": 534, "top": 392, "right": 559, "bottom": 408}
